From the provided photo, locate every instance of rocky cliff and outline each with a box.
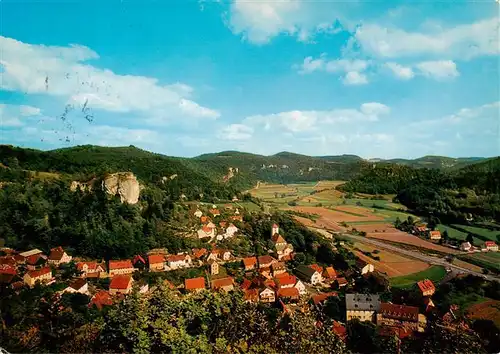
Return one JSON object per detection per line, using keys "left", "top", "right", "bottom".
{"left": 102, "top": 172, "right": 140, "bottom": 204}
{"left": 71, "top": 172, "right": 140, "bottom": 204}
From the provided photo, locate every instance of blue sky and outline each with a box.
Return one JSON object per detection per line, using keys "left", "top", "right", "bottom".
{"left": 0, "top": 0, "right": 499, "bottom": 158}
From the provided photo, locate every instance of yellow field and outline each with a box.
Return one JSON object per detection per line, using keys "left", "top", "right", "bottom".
{"left": 352, "top": 242, "right": 430, "bottom": 278}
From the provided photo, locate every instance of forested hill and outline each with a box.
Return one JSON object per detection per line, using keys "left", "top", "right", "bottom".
{"left": 339, "top": 158, "right": 500, "bottom": 223}
{"left": 0, "top": 145, "right": 491, "bottom": 191}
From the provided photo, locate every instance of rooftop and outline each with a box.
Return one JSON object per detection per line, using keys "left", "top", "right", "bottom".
{"left": 345, "top": 293, "right": 381, "bottom": 311}
{"left": 148, "top": 254, "right": 165, "bottom": 264}
{"left": 211, "top": 277, "right": 234, "bottom": 289}
{"left": 185, "top": 277, "right": 205, "bottom": 290}
{"left": 109, "top": 260, "right": 133, "bottom": 270}
{"left": 379, "top": 302, "right": 419, "bottom": 322}
{"left": 19, "top": 249, "right": 43, "bottom": 258}
{"left": 27, "top": 267, "right": 51, "bottom": 279}
{"left": 48, "top": 246, "right": 66, "bottom": 261}
{"left": 109, "top": 275, "right": 132, "bottom": 290}
{"left": 417, "top": 279, "right": 435, "bottom": 293}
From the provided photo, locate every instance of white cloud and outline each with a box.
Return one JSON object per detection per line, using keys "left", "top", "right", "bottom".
{"left": 299, "top": 56, "right": 326, "bottom": 74}
{"left": 384, "top": 62, "right": 415, "bottom": 80}
{"left": 0, "top": 103, "right": 41, "bottom": 127}
{"left": 219, "top": 124, "right": 254, "bottom": 140}
{"left": 325, "top": 59, "right": 369, "bottom": 73}
{"left": 0, "top": 36, "right": 219, "bottom": 124}
{"left": 243, "top": 102, "right": 390, "bottom": 133}
{"left": 352, "top": 17, "right": 499, "bottom": 59}
{"left": 297, "top": 56, "right": 370, "bottom": 85}
{"left": 360, "top": 102, "right": 391, "bottom": 116}
{"left": 227, "top": 0, "right": 343, "bottom": 44}
{"left": 228, "top": 0, "right": 304, "bottom": 44}
{"left": 415, "top": 60, "right": 459, "bottom": 80}
{"left": 343, "top": 71, "right": 368, "bottom": 85}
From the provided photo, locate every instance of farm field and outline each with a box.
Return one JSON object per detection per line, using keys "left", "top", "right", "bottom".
{"left": 367, "top": 230, "right": 460, "bottom": 254}
{"left": 389, "top": 265, "right": 447, "bottom": 288}
{"left": 451, "top": 224, "right": 500, "bottom": 242}
{"left": 437, "top": 224, "right": 469, "bottom": 241}
{"left": 250, "top": 182, "right": 317, "bottom": 205}
{"left": 352, "top": 242, "right": 430, "bottom": 277}
{"left": 451, "top": 258, "right": 483, "bottom": 273}
{"left": 314, "top": 180, "right": 345, "bottom": 190}
{"left": 467, "top": 300, "right": 500, "bottom": 327}
{"left": 460, "top": 252, "right": 500, "bottom": 272}
{"left": 286, "top": 206, "right": 384, "bottom": 223}
{"left": 233, "top": 201, "right": 261, "bottom": 212}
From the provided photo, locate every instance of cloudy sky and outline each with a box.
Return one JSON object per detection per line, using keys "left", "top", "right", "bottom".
{"left": 0, "top": 1, "right": 499, "bottom": 158}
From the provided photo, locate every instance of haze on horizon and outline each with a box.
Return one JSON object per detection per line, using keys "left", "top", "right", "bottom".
{"left": 0, "top": 1, "right": 499, "bottom": 159}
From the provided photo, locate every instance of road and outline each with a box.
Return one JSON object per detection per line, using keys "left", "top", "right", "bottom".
{"left": 344, "top": 234, "right": 500, "bottom": 283}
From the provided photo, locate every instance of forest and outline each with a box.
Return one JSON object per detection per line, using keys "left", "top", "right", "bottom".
{"left": 338, "top": 159, "right": 500, "bottom": 223}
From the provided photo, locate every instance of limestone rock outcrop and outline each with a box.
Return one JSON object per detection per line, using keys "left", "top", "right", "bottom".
{"left": 102, "top": 172, "right": 140, "bottom": 204}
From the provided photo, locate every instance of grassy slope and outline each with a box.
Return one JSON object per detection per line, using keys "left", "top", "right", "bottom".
{"left": 389, "top": 265, "right": 447, "bottom": 288}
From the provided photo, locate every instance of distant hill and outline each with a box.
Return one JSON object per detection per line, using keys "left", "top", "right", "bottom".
{"left": 383, "top": 155, "right": 487, "bottom": 170}
{"left": 0, "top": 145, "right": 492, "bottom": 192}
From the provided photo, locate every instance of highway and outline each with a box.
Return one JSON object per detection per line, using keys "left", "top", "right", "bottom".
{"left": 343, "top": 234, "right": 500, "bottom": 283}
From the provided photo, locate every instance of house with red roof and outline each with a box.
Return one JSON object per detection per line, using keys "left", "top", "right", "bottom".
{"left": 108, "top": 260, "right": 135, "bottom": 276}
{"left": 209, "top": 208, "right": 221, "bottom": 217}
{"left": 200, "top": 215, "right": 209, "bottom": 224}
{"left": 428, "top": 230, "right": 441, "bottom": 240}
{"left": 0, "top": 264, "right": 17, "bottom": 276}
{"left": 48, "top": 246, "right": 72, "bottom": 266}
{"left": 271, "top": 262, "right": 286, "bottom": 275}
{"left": 211, "top": 277, "right": 234, "bottom": 292}
{"left": 243, "top": 257, "right": 257, "bottom": 271}
{"left": 231, "top": 215, "right": 243, "bottom": 222}
{"left": 109, "top": 274, "right": 134, "bottom": 295}
{"left": 77, "top": 262, "right": 105, "bottom": 277}
{"left": 25, "top": 254, "right": 47, "bottom": 270}
{"left": 322, "top": 267, "right": 337, "bottom": 282}
{"left": 332, "top": 321, "right": 347, "bottom": 341}
{"left": 417, "top": 279, "right": 436, "bottom": 297}
{"left": 336, "top": 277, "right": 348, "bottom": 288}
{"left": 277, "top": 287, "right": 300, "bottom": 301}
{"left": 24, "top": 267, "right": 52, "bottom": 287}
{"left": 185, "top": 277, "right": 206, "bottom": 292}
{"left": 132, "top": 255, "right": 146, "bottom": 269}
{"left": 259, "top": 287, "right": 275, "bottom": 303}
{"left": 89, "top": 290, "right": 113, "bottom": 310}
{"left": 192, "top": 248, "right": 207, "bottom": 260}
{"left": 63, "top": 278, "right": 89, "bottom": 295}
{"left": 483, "top": 241, "right": 498, "bottom": 252}
{"left": 310, "top": 264, "right": 324, "bottom": 274}
{"left": 166, "top": 254, "right": 192, "bottom": 270}
{"left": 275, "top": 274, "right": 297, "bottom": 289}
{"left": 197, "top": 225, "right": 216, "bottom": 239}
{"left": 258, "top": 255, "right": 277, "bottom": 269}
{"left": 311, "top": 292, "right": 338, "bottom": 306}
{"left": 376, "top": 302, "right": 427, "bottom": 333}
{"left": 148, "top": 254, "right": 165, "bottom": 271}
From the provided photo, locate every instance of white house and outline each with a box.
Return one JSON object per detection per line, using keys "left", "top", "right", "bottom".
{"left": 295, "top": 265, "right": 322, "bottom": 285}
{"left": 294, "top": 279, "right": 307, "bottom": 295}
{"left": 197, "top": 226, "right": 216, "bottom": 239}
{"left": 48, "top": 246, "right": 72, "bottom": 266}
{"left": 460, "top": 242, "right": 472, "bottom": 252}
{"left": 356, "top": 260, "right": 375, "bottom": 275}
{"left": 63, "top": 278, "right": 89, "bottom": 295}
{"left": 224, "top": 224, "right": 238, "bottom": 238}
{"left": 167, "top": 254, "right": 192, "bottom": 270}
{"left": 77, "top": 262, "right": 105, "bottom": 277}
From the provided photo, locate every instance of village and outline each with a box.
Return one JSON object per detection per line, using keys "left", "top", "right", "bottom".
{"left": 0, "top": 202, "right": 476, "bottom": 344}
